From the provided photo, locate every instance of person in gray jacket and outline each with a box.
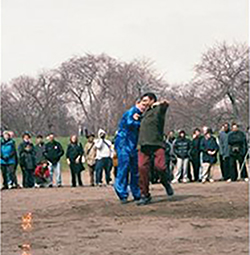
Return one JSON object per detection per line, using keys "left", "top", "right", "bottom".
{"left": 218, "top": 122, "right": 230, "bottom": 181}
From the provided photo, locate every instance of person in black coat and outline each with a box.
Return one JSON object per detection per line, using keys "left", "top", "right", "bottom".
{"left": 190, "top": 128, "right": 202, "bottom": 182}
{"left": 66, "top": 135, "right": 84, "bottom": 187}
{"left": 44, "top": 133, "right": 64, "bottom": 187}
{"left": 19, "top": 143, "right": 36, "bottom": 188}
{"left": 172, "top": 130, "right": 191, "bottom": 183}
{"left": 228, "top": 123, "right": 248, "bottom": 182}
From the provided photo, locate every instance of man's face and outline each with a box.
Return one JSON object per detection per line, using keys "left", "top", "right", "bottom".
{"left": 202, "top": 126, "right": 208, "bottom": 135}
{"left": 205, "top": 133, "right": 211, "bottom": 139}
{"left": 49, "top": 134, "right": 54, "bottom": 141}
{"left": 136, "top": 100, "right": 148, "bottom": 113}
{"left": 36, "top": 137, "right": 43, "bottom": 144}
{"left": 23, "top": 135, "right": 30, "bottom": 143}
{"left": 232, "top": 125, "right": 238, "bottom": 132}
{"left": 195, "top": 130, "right": 200, "bottom": 137}
{"left": 140, "top": 96, "right": 155, "bottom": 108}
{"left": 224, "top": 124, "right": 229, "bottom": 132}
{"left": 180, "top": 132, "right": 185, "bottom": 138}
{"left": 88, "top": 136, "right": 94, "bottom": 143}
{"left": 169, "top": 131, "right": 174, "bottom": 138}
{"left": 3, "top": 133, "right": 10, "bottom": 141}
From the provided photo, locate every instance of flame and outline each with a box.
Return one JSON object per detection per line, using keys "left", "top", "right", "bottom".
{"left": 21, "top": 213, "right": 32, "bottom": 231}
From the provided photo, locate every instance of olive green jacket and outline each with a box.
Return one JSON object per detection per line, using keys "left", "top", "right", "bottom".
{"left": 138, "top": 102, "right": 168, "bottom": 148}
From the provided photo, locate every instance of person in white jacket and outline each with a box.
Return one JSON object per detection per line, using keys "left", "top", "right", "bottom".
{"left": 95, "top": 129, "right": 113, "bottom": 186}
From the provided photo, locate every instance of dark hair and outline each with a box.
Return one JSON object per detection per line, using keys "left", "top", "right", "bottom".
{"left": 231, "top": 122, "right": 238, "bottom": 127}
{"left": 141, "top": 92, "right": 157, "bottom": 102}
{"left": 206, "top": 128, "right": 213, "bottom": 134}
{"left": 22, "top": 131, "right": 31, "bottom": 138}
{"left": 193, "top": 128, "right": 200, "bottom": 133}
{"left": 36, "top": 134, "right": 43, "bottom": 139}
{"left": 70, "top": 135, "right": 78, "bottom": 143}
{"left": 179, "top": 130, "right": 186, "bottom": 135}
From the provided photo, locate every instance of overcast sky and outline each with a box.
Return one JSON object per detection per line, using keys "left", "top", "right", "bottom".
{"left": 1, "top": 0, "right": 248, "bottom": 84}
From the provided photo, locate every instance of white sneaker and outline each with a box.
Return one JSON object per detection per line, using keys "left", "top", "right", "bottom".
{"left": 34, "top": 183, "right": 40, "bottom": 188}
{"left": 202, "top": 179, "right": 206, "bottom": 184}
{"left": 209, "top": 179, "right": 214, "bottom": 183}
{"left": 227, "top": 179, "right": 232, "bottom": 183}
{"left": 244, "top": 178, "right": 249, "bottom": 182}
{"left": 171, "top": 179, "right": 178, "bottom": 184}
{"left": 182, "top": 179, "right": 188, "bottom": 183}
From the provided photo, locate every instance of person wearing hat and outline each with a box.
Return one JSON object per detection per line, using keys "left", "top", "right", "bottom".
{"left": 172, "top": 130, "right": 191, "bottom": 183}
{"left": 200, "top": 128, "right": 219, "bottom": 183}
{"left": 0, "top": 131, "right": 18, "bottom": 189}
{"left": 84, "top": 133, "right": 96, "bottom": 186}
{"left": 94, "top": 129, "right": 113, "bottom": 186}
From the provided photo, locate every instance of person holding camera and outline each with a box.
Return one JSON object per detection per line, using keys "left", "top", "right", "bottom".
{"left": 95, "top": 129, "right": 113, "bottom": 186}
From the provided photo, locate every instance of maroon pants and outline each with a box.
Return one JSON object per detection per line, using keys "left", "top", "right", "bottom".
{"left": 138, "top": 147, "right": 167, "bottom": 196}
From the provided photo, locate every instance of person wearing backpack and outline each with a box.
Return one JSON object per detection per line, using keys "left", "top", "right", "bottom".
{"left": 84, "top": 133, "right": 96, "bottom": 186}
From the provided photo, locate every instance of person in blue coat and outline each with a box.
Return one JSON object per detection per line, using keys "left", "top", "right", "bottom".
{"left": 0, "top": 131, "right": 17, "bottom": 189}
{"left": 114, "top": 95, "right": 150, "bottom": 203}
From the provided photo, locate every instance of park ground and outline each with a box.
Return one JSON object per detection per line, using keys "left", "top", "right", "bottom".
{"left": 1, "top": 166, "right": 249, "bottom": 255}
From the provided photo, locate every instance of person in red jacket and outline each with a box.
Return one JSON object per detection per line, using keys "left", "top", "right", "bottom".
{"left": 34, "top": 160, "right": 50, "bottom": 188}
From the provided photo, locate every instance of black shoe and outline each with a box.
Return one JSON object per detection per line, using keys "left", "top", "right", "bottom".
{"left": 121, "top": 198, "right": 128, "bottom": 204}
{"left": 165, "top": 182, "right": 174, "bottom": 196}
{"left": 136, "top": 195, "right": 152, "bottom": 206}
{"left": 48, "top": 184, "right": 53, "bottom": 188}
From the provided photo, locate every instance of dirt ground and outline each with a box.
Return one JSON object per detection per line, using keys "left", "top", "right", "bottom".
{"left": 1, "top": 167, "right": 249, "bottom": 255}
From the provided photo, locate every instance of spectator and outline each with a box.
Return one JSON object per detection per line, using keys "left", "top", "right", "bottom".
{"left": 7, "top": 131, "right": 19, "bottom": 188}
{"left": 190, "top": 128, "right": 202, "bottom": 182}
{"left": 19, "top": 143, "right": 36, "bottom": 188}
{"left": 95, "top": 129, "right": 113, "bottom": 186}
{"left": 44, "top": 133, "right": 64, "bottom": 187}
{"left": 218, "top": 123, "right": 231, "bottom": 181}
{"left": 34, "top": 135, "right": 46, "bottom": 166}
{"left": 200, "top": 128, "right": 219, "bottom": 183}
{"left": 18, "top": 131, "right": 33, "bottom": 188}
{"left": 66, "top": 135, "right": 84, "bottom": 187}
{"left": 228, "top": 123, "right": 248, "bottom": 182}
{"left": 172, "top": 130, "right": 191, "bottom": 183}
{"left": 34, "top": 160, "right": 50, "bottom": 188}
{"left": 166, "top": 131, "right": 177, "bottom": 179}
{"left": 0, "top": 131, "right": 17, "bottom": 189}
{"left": 84, "top": 133, "right": 97, "bottom": 186}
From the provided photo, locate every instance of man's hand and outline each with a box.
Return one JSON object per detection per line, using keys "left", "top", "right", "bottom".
{"left": 152, "top": 100, "right": 169, "bottom": 107}
{"left": 133, "top": 113, "right": 140, "bottom": 120}
{"left": 66, "top": 158, "right": 71, "bottom": 165}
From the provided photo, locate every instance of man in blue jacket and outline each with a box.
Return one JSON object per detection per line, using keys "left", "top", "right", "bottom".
{"left": 0, "top": 131, "right": 17, "bottom": 189}
{"left": 114, "top": 95, "right": 150, "bottom": 203}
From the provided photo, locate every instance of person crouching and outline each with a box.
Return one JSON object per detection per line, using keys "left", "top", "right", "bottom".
{"left": 34, "top": 160, "right": 50, "bottom": 188}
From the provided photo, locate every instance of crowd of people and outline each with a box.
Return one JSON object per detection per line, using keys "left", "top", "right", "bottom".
{"left": 0, "top": 92, "right": 249, "bottom": 206}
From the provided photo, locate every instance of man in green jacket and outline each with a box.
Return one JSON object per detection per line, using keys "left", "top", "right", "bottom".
{"left": 137, "top": 93, "right": 174, "bottom": 205}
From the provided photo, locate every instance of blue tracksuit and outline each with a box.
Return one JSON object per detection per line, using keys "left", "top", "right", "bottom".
{"left": 114, "top": 105, "right": 142, "bottom": 200}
